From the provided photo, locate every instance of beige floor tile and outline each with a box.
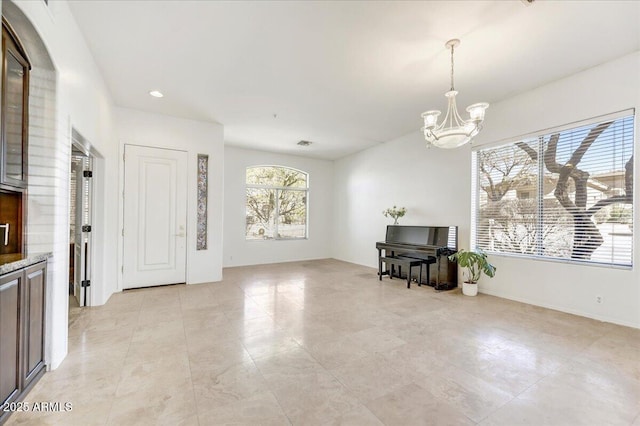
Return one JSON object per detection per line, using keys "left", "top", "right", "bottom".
{"left": 197, "top": 390, "right": 290, "bottom": 425}
{"left": 184, "top": 319, "right": 239, "bottom": 344}
{"left": 107, "top": 384, "right": 198, "bottom": 426}
{"left": 314, "top": 309, "right": 376, "bottom": 333}
{"left": 255, "top": 346, "right": 326, "bottom": 379}
{"left": 576, "top": 333, "right": 640, "bottom": 381}
{"left": 179, "top": 283, "right": 216, "bottom": 302}
{"left": 528, "top": 358, "right": 640, "bottom": 417}
{"left": 221, "top": 300, "right": 270, "bottom": 321}
{"left": 283, "top": 320, "right": 338, "bottom": 348}
{"left": 45, "top": 349, "right": 127, "bottom": 383}
{"left": 323, "top": 405, "right": 385, "bottom": 426}
{"left": 457, "top": 335, "right": 569, "bottom": 393}
{"left": 208, "top": 284, "right": 247, "bottom": 303}
{"left": 378, "top": 342, "right": 449, "bottom": 383}
{"left": 131, "top": 317, "right": 185, "bottom": 343}
{"left": 225, "top": 314, "right": 281, "bottom": 339}
{"left": 416, "top": 364, "right": 513, "bottom": 422}
{"left": 330, "top": 354, "right": 415, "bottom": 403}
{"left": 189, "top": 345, "right": 254, "bottom": 376}
{"left": 124, "top": 336, "right": 188, "bottom": 364}
{"left": 6, "top": 400, "right": 112, "bottom": 426}
{"left": 304, "top": 333, "right": 371, "bottom": 369}
{"left": 67, "top": 309, "right": 140, "bottom": 337}
{"left": 241, "top": 329, "right": 302, "bottom": 360}
{"left": 181, "top": 306, "right": 230, "bottom": 330}
{"left": 9, "top": 259, "right": 639, "bottom": 426}
{"left": 266, "top": 368, "right": 361, "bottom": 425}
{"left": 366, "top": 382, "right": 475, "bottom": 426}
{"left": 137, "top": 305, "right": 183, "bottom": 326}
{"left": 192, "top": 360, "right": 269, "bottom": 407}
{"left": 520, "top": 376, "right": 637, "bottom": 424}
{"left": 67, "top": 327, "right": 133, "bottom": 356}
{"left": 349, "top": 326, "right": 407, "bottom": 354}
{"left": 116, "top": 354, "right": 192, "bottom": 396}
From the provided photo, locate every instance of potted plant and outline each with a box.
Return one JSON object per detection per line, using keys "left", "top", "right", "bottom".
{"left": 448, "top": 248, "right": 496, "bottom": 296}
{"left": 382, "top": 206, "right": 407, "bottom": 225}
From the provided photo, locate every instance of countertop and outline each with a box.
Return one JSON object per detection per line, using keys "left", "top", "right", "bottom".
{"left": 0, "top": 253, "right": 52, "bottom": 275}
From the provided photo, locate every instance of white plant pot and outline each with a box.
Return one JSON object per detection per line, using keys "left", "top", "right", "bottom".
{"left": 462, "top": 282, "right": 478, "bottom": 296}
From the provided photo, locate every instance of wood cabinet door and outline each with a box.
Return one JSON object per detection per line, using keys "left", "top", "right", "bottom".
{"left": 0, "top": 270, "right": 22, "bottom": 407}
{"left": 22, "top": 262, "right": 46, "bottom": 387}
{"left": 1, "top": 22, "right": 30, "bottom": 189}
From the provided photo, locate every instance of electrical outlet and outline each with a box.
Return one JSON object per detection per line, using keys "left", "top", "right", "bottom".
{"left": 596, "top": 295, "right": 603, "bottom": 304}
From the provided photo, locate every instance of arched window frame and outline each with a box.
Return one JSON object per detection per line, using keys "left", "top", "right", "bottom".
{"left": 245, "top": 165, "right": 309, "bottom": 240}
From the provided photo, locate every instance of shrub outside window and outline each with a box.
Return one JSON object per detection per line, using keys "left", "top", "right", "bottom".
{"left": 472, "top": 112, "right": 634, "bottom": 267}
{"left": 246, "top": 166, "right": 308, "bottom": 240}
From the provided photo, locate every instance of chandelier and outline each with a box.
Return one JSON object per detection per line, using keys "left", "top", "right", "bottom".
{"left": 421, "top": 39, "right": 488, "bottom": 149}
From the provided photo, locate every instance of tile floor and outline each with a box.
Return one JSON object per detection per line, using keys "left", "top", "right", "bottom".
{"left": 5, "top": 259, "right": 640, "bottom": 425}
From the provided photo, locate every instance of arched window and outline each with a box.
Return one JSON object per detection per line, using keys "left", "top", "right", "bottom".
{"left": 246, "top": 166, "right": 308, "bottom": 240}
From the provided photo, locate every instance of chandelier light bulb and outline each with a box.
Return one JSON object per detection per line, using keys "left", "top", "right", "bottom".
{"left": 422, "top": 110, "right": 441, "bottom": 129}
{"left": 467, "top": 103, "right": 489, "bottom": 122}
{"left": 421, "top": 39, "right": 488, "bottom": 149}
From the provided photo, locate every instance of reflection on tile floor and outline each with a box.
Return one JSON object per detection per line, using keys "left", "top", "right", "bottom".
{"left": 6, "top": 259, "right": 640, "bottom": 425}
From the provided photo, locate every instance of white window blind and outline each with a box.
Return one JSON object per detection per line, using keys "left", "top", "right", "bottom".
{"left": 473, "top": 113, "right": 634, "bottom": 267}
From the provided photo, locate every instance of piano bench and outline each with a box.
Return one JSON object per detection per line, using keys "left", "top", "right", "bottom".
{"left": 379, "top": 256, "right": 423, "bottom": 288}
{"left": 405, "top": 255, "right": 437, "bottom": 286}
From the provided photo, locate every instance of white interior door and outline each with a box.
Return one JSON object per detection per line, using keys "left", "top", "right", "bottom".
{"left": 123, "top": 145, "right": 187, "bottom": 289}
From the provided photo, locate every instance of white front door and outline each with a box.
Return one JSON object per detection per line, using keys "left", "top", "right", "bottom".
{"left": 123, "top": 145, "right": 187, "bottom": 289}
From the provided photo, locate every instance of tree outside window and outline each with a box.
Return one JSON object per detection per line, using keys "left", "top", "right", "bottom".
{"left": 246, "top": 166, "right": 308, "bottom": 240}
{"left": 474, "top": 114, "right": 633, "bottom": 267}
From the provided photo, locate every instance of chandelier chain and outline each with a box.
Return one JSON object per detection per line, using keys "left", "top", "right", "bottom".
{"left": 450, "top": 44, "right": 455, "bottom": 91}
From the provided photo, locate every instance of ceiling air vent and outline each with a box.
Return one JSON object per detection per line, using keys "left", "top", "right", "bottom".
{"left": 297, "top": 140, "right": 312, "bottom": 147}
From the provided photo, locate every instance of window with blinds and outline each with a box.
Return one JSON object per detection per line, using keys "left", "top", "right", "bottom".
{"left": 472, "top": 112, "right": 634, "bottom": 267}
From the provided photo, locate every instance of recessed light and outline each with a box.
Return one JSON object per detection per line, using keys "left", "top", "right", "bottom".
{"left": 149, "top": 90, "right": 164, "bottom": 98}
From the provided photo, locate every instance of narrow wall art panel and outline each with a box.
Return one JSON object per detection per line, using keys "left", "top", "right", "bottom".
{"left": 197, "top": 154, "right": 209, "bottom": 250}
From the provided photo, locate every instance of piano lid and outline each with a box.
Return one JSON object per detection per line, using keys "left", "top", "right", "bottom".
{"left": 385, "top": 225, "right": 457, "bottom": 249}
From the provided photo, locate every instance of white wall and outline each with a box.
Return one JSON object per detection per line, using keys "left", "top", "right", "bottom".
{"left": 333, "top": 133, "right": 470, "bottom": 267}
{"left": 333, "top": 52, "right": 640, "bottom": 328}
{"left": 224, "top": 146, "right": 333, "bottom": 267}
{"left": 116, "top": 108, "right": 224, "bottom": 284}
{"left": 12, "top": 0, "right": 119, "bottom": 369}
{"left": 471, "top": 52, "right": 640, "bottom": 328}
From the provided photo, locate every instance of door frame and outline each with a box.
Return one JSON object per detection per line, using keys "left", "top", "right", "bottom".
{"left": 69, "top": 129, "right": 97, "bottom": 306}
{"left": 118, "top": 143, "right": 189, "bottom": 291}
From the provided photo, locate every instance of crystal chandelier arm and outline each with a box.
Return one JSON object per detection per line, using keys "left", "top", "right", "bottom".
{"left": 434, "top": 91, "right": 466, "bottom": 134}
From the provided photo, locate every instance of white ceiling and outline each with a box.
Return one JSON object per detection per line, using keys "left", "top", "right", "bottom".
{"left": 68, "top": 0, "right": 640, "bottom": 160}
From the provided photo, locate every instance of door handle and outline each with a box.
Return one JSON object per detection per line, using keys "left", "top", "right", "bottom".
{"left": 175, "top": 232, "right": 185, "bottom": 238}
{"left": 0, "top": 223, "right": 9, "bottom": 246}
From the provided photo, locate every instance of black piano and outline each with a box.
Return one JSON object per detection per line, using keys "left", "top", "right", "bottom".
{"left": 376, "top": 225, "right": 458, "bottom": 290}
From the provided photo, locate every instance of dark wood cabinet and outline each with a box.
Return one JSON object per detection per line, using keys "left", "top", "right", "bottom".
{"left": 1, "top": 19, "right": 30, "bottom": 189}
{"left": 22, "top": 263, "right": 46, "bottom": 389}
{"left": 0, "top": 19, "right": 29, "bottom": 261}
{"left": 0, "top": 261, "right": 46, "bottom": 424}
{"left": 0, "top": 18, "right": 42, "bottom": 424}
{"left": 0, "top": 269, "right": 22, "bottom": 410}
{"left": 0, "top": 190, "right": 23, "bottom": 255}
